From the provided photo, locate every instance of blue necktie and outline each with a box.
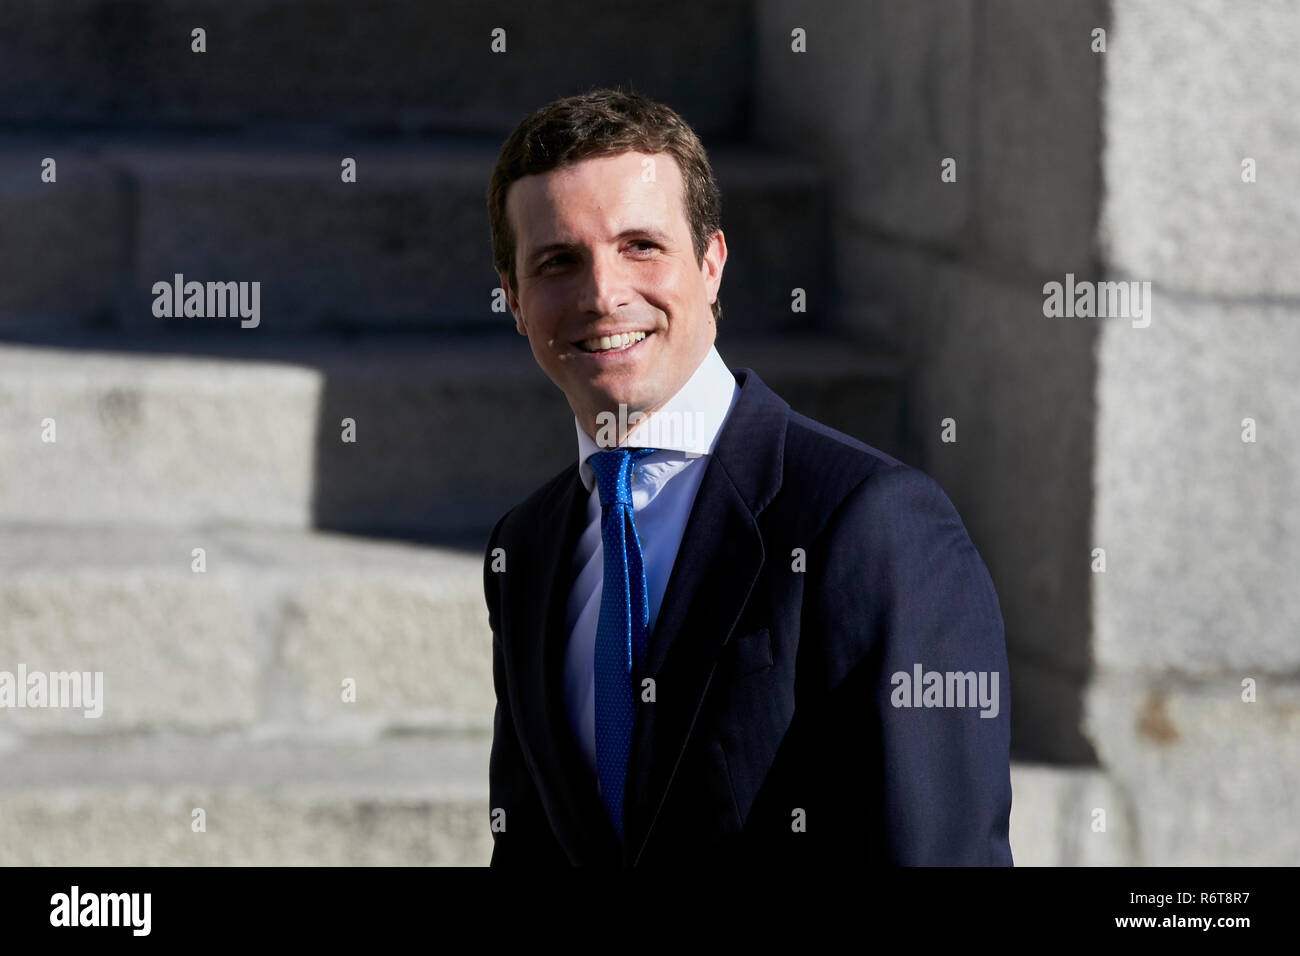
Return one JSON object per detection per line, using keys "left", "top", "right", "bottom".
{"left": 589, "top": 446, "right": 659, "bottom": 842}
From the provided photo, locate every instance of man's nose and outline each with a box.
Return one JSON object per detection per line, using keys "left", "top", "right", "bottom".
{"left": 576, "top": 251, "right": 632, "bottom": 316}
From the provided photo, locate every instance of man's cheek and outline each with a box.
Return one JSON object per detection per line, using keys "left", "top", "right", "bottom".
{"left": 637, "top": 274, "right": 680, "bottom": 313}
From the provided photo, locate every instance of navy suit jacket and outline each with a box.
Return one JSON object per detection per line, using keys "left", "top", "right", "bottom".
{"left": 484, "top": 366, "right": 1013, "bottom": 866}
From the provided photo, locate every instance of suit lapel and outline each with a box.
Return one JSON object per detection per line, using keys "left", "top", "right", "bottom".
{"left": 624, "top": 368, "right": 788, "bottom": 865}
{"left": 510, "top": 465, "right": 622, "bottom": 865}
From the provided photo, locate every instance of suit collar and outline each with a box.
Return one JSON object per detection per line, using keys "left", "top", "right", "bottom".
{"left": 573, "top": 343, "right": 740, "bottom": 494}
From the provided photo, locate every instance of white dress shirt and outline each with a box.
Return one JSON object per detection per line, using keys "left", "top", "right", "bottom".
{"left": 564, "top": 343, "right": 741, "bottom": 785}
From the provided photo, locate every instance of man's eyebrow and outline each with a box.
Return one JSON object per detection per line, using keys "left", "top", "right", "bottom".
{"left": 525, "top": 228, "right": 675, "bottom": 266}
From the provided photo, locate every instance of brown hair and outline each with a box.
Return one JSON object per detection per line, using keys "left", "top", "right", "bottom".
{"left": 487, "top": 87, "right": 724, "bottom": 321}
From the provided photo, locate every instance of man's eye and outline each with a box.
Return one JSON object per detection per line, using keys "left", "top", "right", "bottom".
{"left": 538, "top": 244, "right": 655, "bottom": 271}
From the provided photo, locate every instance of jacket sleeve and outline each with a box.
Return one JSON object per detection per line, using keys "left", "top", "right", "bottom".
{"left": 484, "top": 510, "right": 569, "bottom": 866}
{"left": 811, "top": 464, "right": 1014, "bottom": 865}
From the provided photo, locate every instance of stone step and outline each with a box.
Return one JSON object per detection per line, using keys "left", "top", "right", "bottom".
{"left": 0, "top": 333, "right": 902, "bottom": 534}
{"left": 0, "top": 0, "right": 752, "bottom": 140}
{"left": 0, "top": 138, "right": 828, "bottom": 334}
{"left": 1008, "top": 763, "right": 1134, "bottom": 866}
{"left": 0, "top": 746, "right": 1116, "bottom": 865}
{"left": 0, "top": 731, "right": 490, "bottom": 797}
{"left": 0, "top": 525, "right": 494, "bottom": 735}
{"left": 0, "top": 734, "right": 492, "bottom": 865}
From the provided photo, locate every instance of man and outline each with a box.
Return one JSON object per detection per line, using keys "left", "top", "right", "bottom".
{"left": 483, "top": 89, "right": 1013, "bottom": 866}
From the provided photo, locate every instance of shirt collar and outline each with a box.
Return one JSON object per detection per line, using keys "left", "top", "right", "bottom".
{"left": 575, "top": 343, "right": 738, "bottom": 493}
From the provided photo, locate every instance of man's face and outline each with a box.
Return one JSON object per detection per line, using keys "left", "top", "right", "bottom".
{"left": 498, "top": 150, "right": 726, "bottom": 439}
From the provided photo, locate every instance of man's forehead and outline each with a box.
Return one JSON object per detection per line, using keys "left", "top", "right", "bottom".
{"left": 507, "top": 151, "right": 683, "bottom": 225}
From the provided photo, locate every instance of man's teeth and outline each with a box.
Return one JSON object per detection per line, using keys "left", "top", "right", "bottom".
{"left": 582, "top": 330, "right": 648, "bottom": 352}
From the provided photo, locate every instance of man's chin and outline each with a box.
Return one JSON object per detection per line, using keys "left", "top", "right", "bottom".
{"left": 576, "top": 383, "right": 650, "bottom": 416}
{"left": 582, "top": 393, "right": 659, "bottom": 438}
{"left": 594, "top": 398, "right": 647, "bottom": 422}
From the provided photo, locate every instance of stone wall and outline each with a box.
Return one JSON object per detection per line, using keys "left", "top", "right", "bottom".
{"left": 1088, "top": 0, "right": 1300, "bottom": 864}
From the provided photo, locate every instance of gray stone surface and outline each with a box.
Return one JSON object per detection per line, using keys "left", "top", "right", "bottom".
{"left": 0, "top": 732, "right": 490, "bottom": 796}
{"left": 708, "top": 148, "right": 833, "bottom": 333}
{"left": 1084, "top": 673, "right": 1300, "bottom": 865}
{"left": 1086, "top": 1, "right": 1300, "bottom": 869}
{"left": 975, "top": 0, "right": 1105, "bottom": 274}
{"left": 0, "top": 526, "right": 492, "bottom": 733}
{"left": 0, "top": 0, "right": 752, "bottom": 140}
{"left": 0, "top": 341, "right": 320, "bottom": 529}
{"left": 755, "top": 0, "right": 974, "bottom": 245}
{"left": 0, "top": 732, "right": 1081, "bottom": 866}
{"left": 277, "top": 553, "right": 493, "bottom": 730}
{"left": 1009, "top": 763, "right": 1135, "bottom": 865}
{"left": 0, "top": 532, "right": 265, "bottom": 734}
{"left": 1092, "top": 292, "right": 1300, "bottom": 674}
{"left": 0, "top": 149, "right": 123, "bottom": 327}
{"left": 1101, "top": 0, "right": 1300, "bottom": 296}
{"left": 107, "top": 143, "right": 497, "bottom": 331}
{"left": 0, "top": 789, "right": 490, "bottom": 865}
{"left": 0, "top": 140, "right": 827, "bottom": 333}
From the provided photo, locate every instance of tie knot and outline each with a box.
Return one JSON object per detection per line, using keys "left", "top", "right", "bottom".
{"left": 588, "top": 447, "right": 659, "bottom": 507}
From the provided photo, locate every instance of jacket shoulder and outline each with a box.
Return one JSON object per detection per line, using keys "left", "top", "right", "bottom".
{"left": 777, "top": 408, "right": 973, "bottom": 559}
{"left": 779, "top": 408, "right": 918, "bottom": 517}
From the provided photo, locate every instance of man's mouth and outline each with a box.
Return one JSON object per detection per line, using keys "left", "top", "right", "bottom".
{"left": 574, "top": 330, "right": 652, "bottom": 354}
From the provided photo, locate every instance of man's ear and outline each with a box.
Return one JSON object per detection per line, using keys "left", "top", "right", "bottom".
{"left": 702, "top": 229, "right": 727, "bottom": 305}
{"left": 497, "top": 270, "right": 526, "bottom": 334}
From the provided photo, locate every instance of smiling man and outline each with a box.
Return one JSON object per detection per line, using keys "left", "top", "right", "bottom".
{"left": 483, "top": 88, "right": 1013, "bottom": 867}
{"left": 494, "top": 124, "right": 724, "bottom": 447}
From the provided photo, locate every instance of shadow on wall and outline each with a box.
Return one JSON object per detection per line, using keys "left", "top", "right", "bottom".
{"left": 752, "top": 0, "right": 1108, "bottom": 765}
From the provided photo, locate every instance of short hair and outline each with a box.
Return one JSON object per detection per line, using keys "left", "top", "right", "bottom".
{"left": 487, "top": 87, "right": 724, "bottom": 322}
